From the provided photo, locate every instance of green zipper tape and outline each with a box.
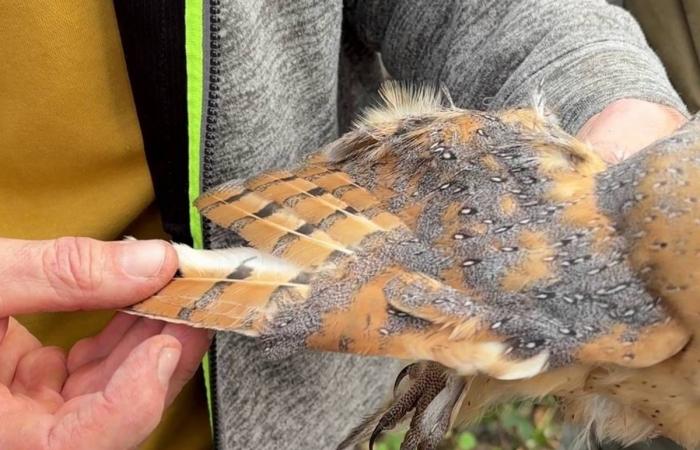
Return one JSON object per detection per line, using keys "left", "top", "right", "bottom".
{"left": 184, "top": 0, "right": 213, "bottom": 433}
{"left": 185, "top": 0, "right": 204, "bottom": 251}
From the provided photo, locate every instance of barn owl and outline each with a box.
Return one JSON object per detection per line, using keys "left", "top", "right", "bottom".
{"left": 127, "top": 83, "right": 700, "bottom": 450}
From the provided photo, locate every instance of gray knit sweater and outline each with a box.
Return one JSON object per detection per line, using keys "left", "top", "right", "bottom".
{"left": 204, "top": 1, "right": 686, "bottom": 448}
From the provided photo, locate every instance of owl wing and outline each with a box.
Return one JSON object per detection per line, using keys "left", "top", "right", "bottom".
{"left": 128, "top": 161, "right": 549, "bottom": 379}
{"left": 127, "top": 156, "right": 686, "bottom": 379}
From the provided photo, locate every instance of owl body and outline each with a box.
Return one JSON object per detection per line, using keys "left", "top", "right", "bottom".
{"left": 129, "top": 84, "right": 700, "bottom": 449}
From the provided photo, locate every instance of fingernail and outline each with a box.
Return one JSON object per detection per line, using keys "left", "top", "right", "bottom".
{"left": 157, "top": 346, "right": 181, "bottom": 386}
{"left": 118, "top": 240, "right": 168, "bottom": 278}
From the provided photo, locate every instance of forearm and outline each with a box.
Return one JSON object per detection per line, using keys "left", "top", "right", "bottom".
{"left": 347, "top": 0, "right": 688, "bottom": 134}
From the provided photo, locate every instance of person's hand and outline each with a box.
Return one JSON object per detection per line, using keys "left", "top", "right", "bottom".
{"left": 0, "top": 237, "right": 212, "bottom": 450}
{"left": 577, "top": 98, "right": 687, "bottom": 163}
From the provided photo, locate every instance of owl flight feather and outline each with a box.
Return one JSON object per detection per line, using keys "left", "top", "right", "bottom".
{"left": 126, "top": 82, "right": 700, "bottom": 449}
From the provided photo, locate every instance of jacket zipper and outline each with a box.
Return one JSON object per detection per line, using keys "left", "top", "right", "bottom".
{"left": 208, "top": 335, "right": 221, "bottom": 450}
{"left": 203, "top": 1, "right": 223, "bottom": 448}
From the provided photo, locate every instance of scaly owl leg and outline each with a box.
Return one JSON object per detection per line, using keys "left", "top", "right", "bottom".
{"left": 400, "top": 366, "right": 465, "bottom": 450}
{"left": 338, "top": 362, "right": 464, "bottom": 450}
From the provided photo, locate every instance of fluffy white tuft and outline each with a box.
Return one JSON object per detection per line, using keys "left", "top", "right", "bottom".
{"left": 172, "top": 243, "right": 301, "bottom": 280}
{"left": 528, "top": 79, "right": 564, "bottom": 131}
{"left": 359, "top": 81, "right": 445, "bottom": 128}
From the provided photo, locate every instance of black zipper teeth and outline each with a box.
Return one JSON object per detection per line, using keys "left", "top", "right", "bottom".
{"left": 203, "top": 1, "right": 222, "bottom": 448}
{"left": 208, "top": 335, "right": 221, "bottom": 450}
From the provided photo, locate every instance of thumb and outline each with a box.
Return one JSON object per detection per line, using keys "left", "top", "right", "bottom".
{"left": 0, "top": 237, "right": 178, "bottom": 316}
{"left": 576, "top": 98, "right": 687, "bottom": 164}
{"left": 53, "top": 336, "right": 182, "bottom": 450}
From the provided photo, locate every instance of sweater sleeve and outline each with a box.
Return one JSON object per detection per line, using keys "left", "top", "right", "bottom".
{"left": 345, "top": 0, "right": 688, "bottom": 133}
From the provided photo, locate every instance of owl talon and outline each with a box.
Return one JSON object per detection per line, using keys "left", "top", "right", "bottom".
{"left": 393, "top": 362, "right": 420, "bottom": 395}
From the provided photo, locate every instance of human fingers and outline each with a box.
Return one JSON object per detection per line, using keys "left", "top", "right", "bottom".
{"left": 65, "top": 319, "right": 212, "bottom": 405}
{"left": 62, "top": 318, "right": 165, "bottom": 399}
{"left": 49, "top": 335, "right": 181, "bottom": 450}
{"left": 66, "top": 313, "right": 139, "bottom": 372}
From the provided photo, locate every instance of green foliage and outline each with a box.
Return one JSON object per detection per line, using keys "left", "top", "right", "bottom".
{"left": 457, "top": 432, "right": 477, "bottom": 450}
{"left": 374, "top": 431, "right": 405, "bottom": 450}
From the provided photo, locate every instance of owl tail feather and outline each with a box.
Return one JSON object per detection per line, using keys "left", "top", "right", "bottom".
{"left": 124, "top": 245, "right": 311, "bottom": 335}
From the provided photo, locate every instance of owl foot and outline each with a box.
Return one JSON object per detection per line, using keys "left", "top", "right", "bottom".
{"left": 338, "top": 362, "right": 465, "bottom": 450}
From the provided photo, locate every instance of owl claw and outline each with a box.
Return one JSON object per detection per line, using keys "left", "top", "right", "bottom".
{"left": 393, "top": 362, "right": 420, "bottom": 396}
{"left": 368, "top": 424, "right": 383, "bottom": 450}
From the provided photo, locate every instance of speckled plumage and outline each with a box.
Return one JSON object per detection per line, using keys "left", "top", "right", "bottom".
{"left": 128, "top": 84, "right": 699, "bottom": 449}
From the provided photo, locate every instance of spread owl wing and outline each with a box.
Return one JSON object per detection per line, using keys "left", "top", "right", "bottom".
{"left": 127, "top": 160, "right": 685, "bottom": 380}
{"left": 128, "top": 163, "right": 551, "bottom": 379}
{"left": 127, "top": 83, "right": 689, "bottom": 382}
